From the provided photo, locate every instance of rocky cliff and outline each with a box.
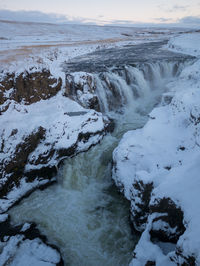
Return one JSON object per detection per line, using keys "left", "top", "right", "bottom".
{"left": 0, "top": 67, "right": 111, "bottom": 263}
{"left": 112, "top": 56, "right": 200, "bottom": 265}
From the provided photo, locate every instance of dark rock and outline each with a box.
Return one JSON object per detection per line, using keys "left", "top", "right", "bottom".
{"left": 0, "top": 127, "right": 46, "bottom": 199}
{"left": 145, "top": 261, "right": 156, "bottom": 266}
{"left": 130, "top": 180, "right": 154, "bottom": 231}
{"left": 88, "top": 95, "right": 100, "bottom": 110}
{"left": 0, "top": 215, "right": 64, "bottom": 265}
{"left": 105, "top": 118, "right": 115, "bottom": 133}
{"left": 190, "top": 111, "right": 200, "bottom": 126}
{"left": 64, "top": 73, "right": 100, "bottom": 111}
{"left": 0, "top": 117, "right": 109, "bottom": 211}
{"left": 171, "top": 247, "right": 196, "bottom": 266}
{"left": 150, "top": 197, "right": 186, "bottom": 243}
{"left": 0, "top": 70, "right": 62, "bottom": 113}
{"left": 178, "top": 146, "right": 186, "bottom": 151}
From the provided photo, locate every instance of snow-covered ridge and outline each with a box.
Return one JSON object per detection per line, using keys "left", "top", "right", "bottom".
{"left": 0, "top": 90, "right": 109, "bottom": 213}
{"left": 167, "top": 32, "right": 200, "bottom": 57}
{"left": 112, "top": 33, "right": 200, "bottom": 265}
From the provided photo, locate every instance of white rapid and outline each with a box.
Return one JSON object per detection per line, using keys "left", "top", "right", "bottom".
{"left": 9, "top": 61, "right": 184, "bottom": 266}
{"left": 94, "top": 61, "right": 181, "bottom": 114}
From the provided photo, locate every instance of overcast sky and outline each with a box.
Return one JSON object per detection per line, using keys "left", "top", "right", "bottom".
{"left": 0, "top": 0, "right": 200, "bottom": 25}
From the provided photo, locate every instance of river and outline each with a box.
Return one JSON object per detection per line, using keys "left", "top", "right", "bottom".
{"left": 9, "top": 59, "right": 185, "bottom": 265}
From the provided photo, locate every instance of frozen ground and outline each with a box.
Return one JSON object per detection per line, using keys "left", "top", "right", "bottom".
{"left": 112, "top": 32, "right": 200, "bottom": 265}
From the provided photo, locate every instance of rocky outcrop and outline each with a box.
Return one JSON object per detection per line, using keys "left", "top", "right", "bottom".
{"left": 171, "top": 247, "right": 196, "bottom": 265}
{"left": 130, "top": 180, "right": 154, "bottom": 232}
{"left": 0, "top": 214, "right": 63, "bottom": 265}
{"left": 0, "top": 105, "right": 110, "bottom": 212}
{"left": 0, "top": 67, "right": 113, "bottom": 213}
{"left": 65, "top": 73, "right": 100, "bottom": 111}
{"left": 0, "top": 68, "right": 112, "bottom": 264}
{"left": 0, "top": 126, "right": 48, "bottom": 201}
{"left": 112, "top": 57, "right": 200, "bottom": 265}
{"left": 150, "top": 197, "right": 186, "bottom": 243}
{"left": 0, "top": 70, "right": 62, "bottom": 113}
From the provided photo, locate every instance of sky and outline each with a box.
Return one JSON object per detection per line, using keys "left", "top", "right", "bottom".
{"left": 0, "top": 0, "right": 200, "bottom": 26}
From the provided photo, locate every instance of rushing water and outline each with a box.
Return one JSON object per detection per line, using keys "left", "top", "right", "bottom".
{"left": 9, "top": 61, "right": 183, "bottom": 266}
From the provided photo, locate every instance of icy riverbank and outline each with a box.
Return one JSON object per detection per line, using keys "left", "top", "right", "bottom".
{"left": 112, "top": 32, "right": 200, "bottom": 265}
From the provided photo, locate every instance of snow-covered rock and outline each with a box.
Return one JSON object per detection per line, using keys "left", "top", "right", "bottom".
{"left": 0, "top": 68, "right": 110, "bottom": 213}
{"left": 65, "top": 72, "right": 100, "bottom": 111}
{"left": 112, "top": 33, "right": 200, "bottom": 265}
{"left": 0, "top": 70, "right": 62, "bottom": 113}
{"left": 0, "top": 215, "right": 63, "bottom": 266}
{"left": 0, "top": 64, "right": 111, "bottom": 263}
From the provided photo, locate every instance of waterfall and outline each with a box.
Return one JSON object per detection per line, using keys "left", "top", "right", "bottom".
{"left": 94, "top": 61, "right": 183, "bottom": 114}
{"left": 8, "top": 60, "right": 188, "bottom": 266}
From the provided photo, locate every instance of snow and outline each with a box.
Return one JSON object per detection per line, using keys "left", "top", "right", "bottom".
{"left": 0, "top": 91, "right": 107, "bottom": 212}
{"left": 20, "top": 223, "right": 31, "bottom": 232}
{"left": 0, "top": 213, "right": 8, "bottom": 222}
{"left": 167, "top": 32, "right": 200, "bottom": 57}
{"left": 0, "top": 20, "right": 178, "bottom": 51}
{"left": 130, "top": 219, "right": 175, "bottom": 266}
{"left": 0, "top": 19, "right": 199, "bottom": 265}
{"left": 0, "top": 235, "right": 61, "bottom": 266}
{"left": 0, "top": 177, "right": 53, "bottom": 213}
{"left": 0, "top": 20, "right": 185, "bottom": 81}
{"left": 0, "top": 91, "right": 105, "bottom": 165}
{"left": 112, "top": 32, "right": 200, "bottom": 265}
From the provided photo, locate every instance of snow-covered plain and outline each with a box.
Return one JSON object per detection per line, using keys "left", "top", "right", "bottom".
{"left": 112, "top": 33, "right": 200, "bottom": 265}
{"left": 0, "top": 20, "right": 186, "bottom": 76}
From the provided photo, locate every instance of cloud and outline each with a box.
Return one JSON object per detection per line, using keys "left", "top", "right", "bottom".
{"left": 0, "top": 9, "right": 70, "bottom": 23}
{"left": 155, "top": 18, "right": 173, "bottom": 23}
{"left": 107, "top": 19, "right": 140, "bottom": 25}
{"left": 173, "top": 5, "right": 189, "bottom": 11}
{"left": 108, "top": 15, "right": 200, "bottom": 28}
{"left": 0, "top": 0, "right": 7, "bottom": 9}
{"left": 0, "top": 9, "right": 200, "bottom": 28}
{"left": 178, "top": 16, "right": 200, "bottom": 25}
{"left": 0, "top": 9, "right": 102, "bottom": 24}
{"left": 0, "top": 9, "right": 115, "bottom": 25}
{"left": 157, "top": 4, "right": 189, "bottom": 13}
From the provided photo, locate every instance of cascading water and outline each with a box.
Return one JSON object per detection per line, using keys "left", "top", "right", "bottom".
{"left": 9, "top": 61, "right": 185, "bottom": 265}
{"left": 94, "top": 61, "right": 181, "bottom": 114}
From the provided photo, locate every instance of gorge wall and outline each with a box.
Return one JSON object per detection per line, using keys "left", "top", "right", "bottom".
{"left": 0, "top": 40, "right": 196, "bottom": 265}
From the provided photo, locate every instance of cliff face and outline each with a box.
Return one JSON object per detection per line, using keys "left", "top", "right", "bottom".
{"left": 0, "top": 67, "right": 112, "bottom": 264}
{"left": 0, "top": 69, "right": 110, "bottom": 213}
{"left": 0, "top": 70, "right": 62, "bottom": 113}
{"left": 65, "top": 73, "right": 100, "bottom": 111}
{"left": 112, "top": 57, "right": 200, "bottom": 265}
